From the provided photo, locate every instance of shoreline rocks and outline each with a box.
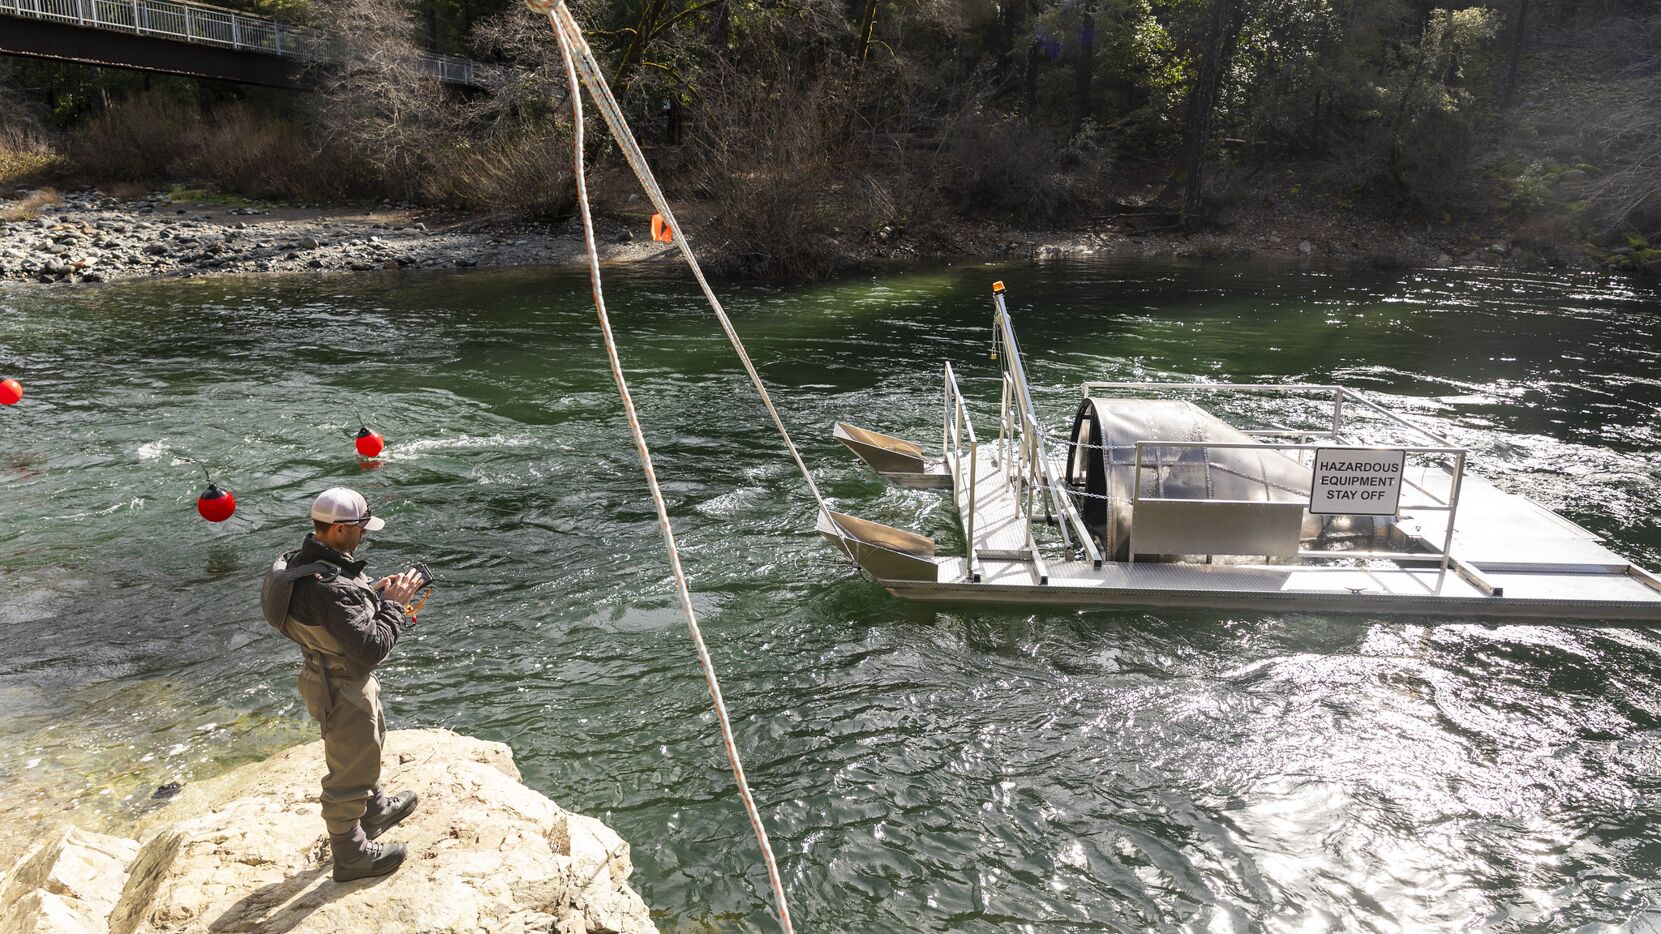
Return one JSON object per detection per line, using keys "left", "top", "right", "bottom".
{"left": 0, "top": 186, "right": 1590, "bottom": 287}
{"left": 0, "top": 826, "right": 137, "bottom": 932}
{"left": 0, "top": 189, "right": 675, "bottom": 286}
{"left": 0, "top": 729, "right": 656, "bottom": 934}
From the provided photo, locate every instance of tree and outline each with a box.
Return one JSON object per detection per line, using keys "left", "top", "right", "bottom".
{"left": 1075, "top": 0, "right": 1097, "bottom": 129}
{"left": 1499, "top": 0, "right": 1529, "bottom": 108}
{"left": 1176, "top": 0, "right": 1248, "bottom": 226}
{"left": 305, "top": 0, "right": 459, "bottom": 199}
{"left": 1383, "top": 7, "right": 1497, "bottom": 191}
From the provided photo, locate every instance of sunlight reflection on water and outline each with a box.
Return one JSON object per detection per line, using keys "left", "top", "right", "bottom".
{"left": 0, "top": 259, "right": 1659, "bottom": 929}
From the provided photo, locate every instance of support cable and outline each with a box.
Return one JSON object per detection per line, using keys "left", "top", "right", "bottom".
{"left": 535, "top": 5, "right": 796, "bottom": 930}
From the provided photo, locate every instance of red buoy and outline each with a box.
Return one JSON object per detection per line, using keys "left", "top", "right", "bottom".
{"left": 197, "top": 483, "right": 236, "bottom": 522}
{"left": 0, "top": 378, "right": 21, "bottom": 405}
{"left": 355, "top": 427, "right": 385, "bottom": 458}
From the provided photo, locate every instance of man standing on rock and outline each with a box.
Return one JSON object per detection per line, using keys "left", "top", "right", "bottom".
{"left": 259, "top": 487, "right": 422, "bottom": 882}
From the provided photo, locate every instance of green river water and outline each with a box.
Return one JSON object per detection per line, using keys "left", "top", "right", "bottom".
{"left": 2, "top": 259, "right": 1660, "bottom": 931}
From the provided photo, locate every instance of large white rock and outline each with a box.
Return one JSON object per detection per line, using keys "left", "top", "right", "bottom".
{"left": 103, "top": 728, "right": 655, "bottom": 934}
{"left": 0, "top": 825, "right": 139, "bottom": 933}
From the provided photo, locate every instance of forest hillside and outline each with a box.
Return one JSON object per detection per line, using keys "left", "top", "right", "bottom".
{"left": 3, "top": 0, "right": 1658, "bottom": 278}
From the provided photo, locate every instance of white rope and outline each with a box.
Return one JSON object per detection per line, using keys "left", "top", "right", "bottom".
{"left": 536, "top": 1, "right": 848, "bottom": 550}
{"left": 535, "top": 5, "right": 796, "bottom": 931}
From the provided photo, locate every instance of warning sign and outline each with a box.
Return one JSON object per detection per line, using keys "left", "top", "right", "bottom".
{"left": 1309, "top": 448, "right": 1405, "bottom": 516}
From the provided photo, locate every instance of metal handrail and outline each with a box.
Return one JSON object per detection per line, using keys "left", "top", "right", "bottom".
{"left": 994, "top": 292, "right": 1102, "bottom": 566}
{"left": 943, "top": 362, "right": 981, "bottom": 581}
{"left": 1081, "top": 381, "right": 1456, "bottom": 448}
{"left": 1127, "top": 438, "right": 1471, "bottom": 591}
{"left": 0, "top": 0, "right": 486, "bottom": 86}
{"left": 944, "top": 362, "right": 976, "bottom": 446}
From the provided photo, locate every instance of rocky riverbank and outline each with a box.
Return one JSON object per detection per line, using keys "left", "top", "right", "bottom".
{"left": 0, "top": 188, "right": 675, "bottom": 285}
{"left": 0, "top": 729, "right": 656, "bottom": 933}
{"left": 0, "top": 184, "right": 1597, "bottom": 287}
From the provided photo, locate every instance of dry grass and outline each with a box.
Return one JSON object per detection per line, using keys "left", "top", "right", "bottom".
{"left": 60, "top": 97, "right": 370, "bottom": 202}
{"left": 421, "top": 126, "right": 574, "bottom": 217}
{"left": 0, "top": 187, "right": 63, "bottom": 222}
{"left": 0, "top": 106, "right": 62, "bottom": 188}
{"left": 0, "top": 71, "right": 61, "bottom": 188}
{"left": 62, "top": 96, "right": 199, "bottom": 182}
{"left": 940, "top": 113, "right": 1112, "bottom": 224}
{"left": 176, "top": 104, "right": 344, "bottom": 201}
{"left": 45, "top": 87, "right": 579, "bottom": 216}
{"left": 685, "top": 68, "right": 868, "bottom": 280}
{"left": 105, "top": 181, "right": 153, "bottom": 201}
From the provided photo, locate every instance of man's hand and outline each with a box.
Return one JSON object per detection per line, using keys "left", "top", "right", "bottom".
{"left": 374, "top": 570, "right": 422, "bottom": 606}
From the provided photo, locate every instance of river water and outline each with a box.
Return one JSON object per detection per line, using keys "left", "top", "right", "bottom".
{"left": 2, "top": 259, "right": 1660, "bottom": 931}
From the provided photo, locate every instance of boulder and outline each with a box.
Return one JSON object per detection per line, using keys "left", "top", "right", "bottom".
{"left": 0, "top": 825, "right": 139, "bottom": 933}
{"left": 107, "top": 729, "right": 654, "bottom": 934}
{"left": 1297, "top": 240, "right": 1313, "bottom": 255}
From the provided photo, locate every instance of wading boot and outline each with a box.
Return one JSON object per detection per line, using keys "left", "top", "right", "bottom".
{"left": 330, "top": 826, "right": 406, "bottom": 882}
{"left": 362, "top": 790, "right": 420, "bottom": 841}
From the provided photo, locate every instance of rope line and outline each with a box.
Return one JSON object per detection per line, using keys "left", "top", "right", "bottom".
{"left": 534, "top": 4, "right": 795, "bottom": 930}
{"left": 534, "top": 0, "right": 851, "bottom": 554}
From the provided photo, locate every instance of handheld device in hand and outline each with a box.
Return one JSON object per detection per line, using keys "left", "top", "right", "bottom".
{"left": 410, "top": 562, "right": 434, "bottom": 592}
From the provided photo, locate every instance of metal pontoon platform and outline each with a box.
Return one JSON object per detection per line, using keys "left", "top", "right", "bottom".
{"left": 822, "top": 284, "right": 1661, "bottom": 622}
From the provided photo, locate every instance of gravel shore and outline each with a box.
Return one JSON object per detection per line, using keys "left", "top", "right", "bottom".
{"left": 1, "top": 185, "right": 1568, "bottom": 288}
{"left": 1, "top": 188, "right": 675, "bottom": 286}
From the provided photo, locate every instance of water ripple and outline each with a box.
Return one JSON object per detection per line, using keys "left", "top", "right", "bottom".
{"left": 1, "top": 260, "right": 1660, "bottom": 930}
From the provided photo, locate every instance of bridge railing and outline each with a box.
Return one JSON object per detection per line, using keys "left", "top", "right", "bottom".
{"left": 425, "top": 53, "right": 477, "bottom": 86}
{"left": 0, "top": 0, "right": 484, "bottom": 85}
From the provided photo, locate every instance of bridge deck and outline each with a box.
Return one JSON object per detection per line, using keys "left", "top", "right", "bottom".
{"left": 1, "top": 0, "right": 485, "bottom": 87}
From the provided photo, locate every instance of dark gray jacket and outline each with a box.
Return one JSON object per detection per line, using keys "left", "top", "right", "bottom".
{"left": 286, "top": 533, "right": 406, "bottom": 675}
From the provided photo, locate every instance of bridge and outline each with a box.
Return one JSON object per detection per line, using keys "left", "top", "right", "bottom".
{"left": 0, "top": 0, "right": 488, "bottom": 89}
